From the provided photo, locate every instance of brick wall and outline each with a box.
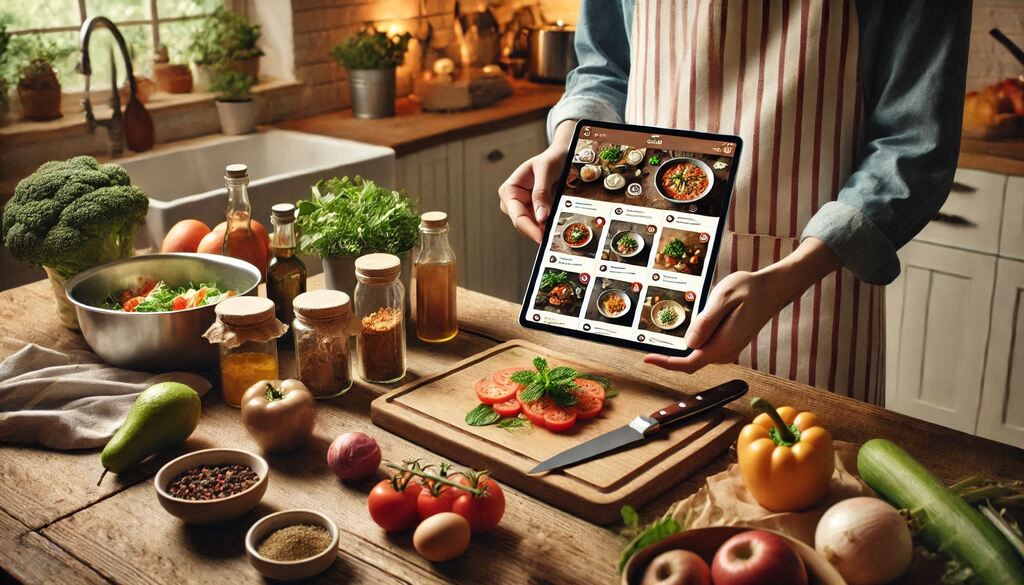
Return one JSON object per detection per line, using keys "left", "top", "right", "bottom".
{"left": 969, "top": 0, "right": 1024, "bottom": 91}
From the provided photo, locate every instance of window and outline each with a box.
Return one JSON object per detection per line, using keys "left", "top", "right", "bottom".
{"left": 4, "top": 0, "right": 225, "bottom": 91}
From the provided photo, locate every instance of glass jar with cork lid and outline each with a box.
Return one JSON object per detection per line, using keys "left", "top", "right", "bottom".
{"left": 353, "top": 253, "right": 406, "bottom": 383}
{"left": 203, "top": 296, "right": 288, "bottom": 407}
{"left": 292, "top": 289, "right": 360, "bottom": 399}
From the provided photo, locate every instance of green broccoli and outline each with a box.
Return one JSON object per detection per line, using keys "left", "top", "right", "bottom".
{"left": 2, "top": 156, "right": 149, "bottom": 279}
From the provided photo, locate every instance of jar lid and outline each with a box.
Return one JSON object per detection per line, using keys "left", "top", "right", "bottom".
{"left": 272, "top": 203, "right": 296, "bottom": 224}
{"left": 355, "top": 253, "right": 401, "bottom": 280}
{"left": 225, "top": 163, "right": 248, "bottom": 179}
{"left": 293, "top": 289, "right": 351, "bottom": 320}
{"left": 421, "top": 211, "right": 448, "bottom": 228}
{"left": 215, "top": 295, "right": 275, "bottom": 326}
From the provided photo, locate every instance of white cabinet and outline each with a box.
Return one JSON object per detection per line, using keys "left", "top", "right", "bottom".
{"left": 978, "top": 258, "right": 1024, "bottom": 447}
{"left": 1000, "top": 176, "right": 1024, "bottom": 261}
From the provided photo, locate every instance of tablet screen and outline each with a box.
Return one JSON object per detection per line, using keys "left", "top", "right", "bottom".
{"left": 519, "top": 120, "right": 742, "bottom": 357}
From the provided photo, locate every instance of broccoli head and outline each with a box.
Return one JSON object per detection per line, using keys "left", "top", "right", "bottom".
{"left": 2, "top": 156, "right": 149, "bottom": 279}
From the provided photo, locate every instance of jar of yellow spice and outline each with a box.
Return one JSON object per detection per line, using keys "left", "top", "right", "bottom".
{"left": 204, "top": 296, "right": 288, "bottom": 407}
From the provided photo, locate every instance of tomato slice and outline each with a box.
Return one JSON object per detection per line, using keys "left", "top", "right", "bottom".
{"left": 574, "top": 378, "right": 606, "bottom": 402}
{"left": 171, "top": 296, "right": 187, "bottom": 311}
{"left": 519, "top": 396, "right": 553, "bottom": 427}
{"left": 122, "top": 296, "right": 143, "bottom": 312}
{"left": 573, "top": 395, "right": 604, "bottom": 420}
{"left": 542, "top": 407, "right": 578, "bottom": 433}
{"left": 474, "top": 378, "right": 516, "bottom": 405}
{"left": 492, "top": 398, "right": 521, "bottom": 418}
{"left": 493, "top": 366, "right": 529, "bottom": 391}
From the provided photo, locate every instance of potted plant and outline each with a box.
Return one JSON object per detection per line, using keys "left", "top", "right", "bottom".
{"left": 330, "top": 26, "right": 411, "bottom": 119}
{"left": 11, "top": 35, "right": 73, "bottom": 120}
{"left": 210, "top": 68, "right": 256, "bottom": 135}
{"left": 152, "top": 45, "right": 193, "bottom": 94}
{"left": 295, "top": 176, "right": 420, "bottom": 296}
{"left": 190, "top": 7, "right": 263, "bottom": 89}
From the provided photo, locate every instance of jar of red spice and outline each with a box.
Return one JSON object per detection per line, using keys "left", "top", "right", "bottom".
{"left": 353, "top": 253, "right": 406, "bottom": 383}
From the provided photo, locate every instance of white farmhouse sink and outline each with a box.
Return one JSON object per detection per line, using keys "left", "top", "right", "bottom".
{"left": 119, "top": 130, "right": 395, "bottom": 271}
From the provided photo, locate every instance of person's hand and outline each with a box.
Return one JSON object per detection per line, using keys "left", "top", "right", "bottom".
{"left": 644, "top": 238, "right": 841, "bottom": 374}
{"left": 498, "top": 120, "right": 576, "bottom": 243}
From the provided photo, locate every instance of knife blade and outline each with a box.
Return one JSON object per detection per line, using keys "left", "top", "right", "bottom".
{"left": 527, "top": 379, "right": 748, "bottom": 474}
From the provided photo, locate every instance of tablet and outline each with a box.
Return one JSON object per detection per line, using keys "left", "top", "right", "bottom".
{"left": 518, "top": 120, "right": 743, "bottom": 357}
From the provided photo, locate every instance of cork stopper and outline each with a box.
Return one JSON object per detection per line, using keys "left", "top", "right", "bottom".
{"left": 271, "top": 203, "right": 296, "bottom": 224}
{"left": 421, "top": 211, "right": 448, "bottom": 228}
{"left": 215, "top": 296, "right": 275, "bottom": 327}
{"left": 355, "top": 253, "right": 401, "bottom": 280}
{"left": 225, "top": 164, "right": 248, "bottom": 179}
{"left": 293, "top": 289, "right": 351, "bottom": 320}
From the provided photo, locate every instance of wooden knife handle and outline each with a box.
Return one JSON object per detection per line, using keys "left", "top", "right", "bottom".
{"left": 648, "top": 379, "right": 748, "bottom": 427}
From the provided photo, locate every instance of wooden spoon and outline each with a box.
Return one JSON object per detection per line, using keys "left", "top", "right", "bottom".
{"left": 122, "top": 72, "right": 154, "bottom": 152}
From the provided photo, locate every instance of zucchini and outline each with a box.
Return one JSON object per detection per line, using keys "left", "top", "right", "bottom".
{"left": 857, "top": 438, "right": 1024, "bottom": 585}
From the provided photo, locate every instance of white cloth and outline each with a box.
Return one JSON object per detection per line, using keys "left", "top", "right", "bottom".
{"left": 0, "top": 344, "right": 210, "bottom": 450}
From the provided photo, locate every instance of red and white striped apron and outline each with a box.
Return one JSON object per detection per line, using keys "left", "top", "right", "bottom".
{"left": 626, "top": 0, "right": 884, "bottom": 404}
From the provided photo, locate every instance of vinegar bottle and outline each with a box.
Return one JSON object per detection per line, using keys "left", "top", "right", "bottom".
{"left": 414, "top": 211, "right": 458, "bottom": 342}
{"left": 267, "top": 203, "right": 307, "bottom": 337}
{"left": 223, "top": 164, "right": 267, "bottom": 281}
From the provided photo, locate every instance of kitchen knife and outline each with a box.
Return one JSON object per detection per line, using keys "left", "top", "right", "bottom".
{"left": 528, "top": 379, "right": 748, "bottom": 475}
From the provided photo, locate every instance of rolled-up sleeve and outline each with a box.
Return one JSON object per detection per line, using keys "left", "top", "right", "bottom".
{"left": 801, "top": 0, "right": 971, "bottom": 285}
{"left": 546, "top": 0, "right": 632, "bottom": 139}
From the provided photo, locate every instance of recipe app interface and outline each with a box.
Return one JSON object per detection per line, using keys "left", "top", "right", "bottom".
{"left": 526, "top": 124, "right": 738, "bottom": 351}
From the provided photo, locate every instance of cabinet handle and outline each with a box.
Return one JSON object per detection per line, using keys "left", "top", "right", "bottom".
{"left": 949, "top": 181, "right": 976, "bottom": 193}
{"left": 486, "top": 149, "right": 504, "bottom": 162}
{"left": 932, "top": 212, "right": 974, "bottom": 227}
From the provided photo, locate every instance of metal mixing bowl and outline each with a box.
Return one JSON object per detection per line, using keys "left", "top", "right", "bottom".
{"left": 65, "top": 253, "right": 261, "bottom": 371}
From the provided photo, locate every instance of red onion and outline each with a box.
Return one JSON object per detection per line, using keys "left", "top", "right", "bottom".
{"left": 327, "top": 432, "right": 382, "bottom": 481}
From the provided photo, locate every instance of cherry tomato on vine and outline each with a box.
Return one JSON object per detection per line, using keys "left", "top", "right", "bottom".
{"left": 368, "top": 478, "right": 420, "bottom": 532}
{"left": 451, "top": 473, "right": 506, "bottom": 532}
{"left": 417, "top": 485, "right": 459, "bottom": 520}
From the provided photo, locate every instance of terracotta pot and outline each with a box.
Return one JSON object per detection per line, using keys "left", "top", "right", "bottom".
{"left": 227, "top": 56, "right": 260, "bottom": 80}
{"left": 18, "top": 83, "right": 62, "bottom": 120}
{"left": 154, "top": 64, "right": 193, "bottom": 94}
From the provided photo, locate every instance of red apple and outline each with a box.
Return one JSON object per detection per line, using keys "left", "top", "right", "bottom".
{"left": 641, "top": 550, "right": 711, "bottom": 585}
{"left": 711, "top": 530, "right": 808, "bottom": 585}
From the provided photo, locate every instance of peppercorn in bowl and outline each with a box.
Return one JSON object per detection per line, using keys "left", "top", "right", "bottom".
{"left": 154, "top": 448, "right": 269, "bottom": 524}
{"left": 245, "top": 509, "right": 339, "bottom": 580}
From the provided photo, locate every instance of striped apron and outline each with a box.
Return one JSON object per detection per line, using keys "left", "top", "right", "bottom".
{"left": 625, "top": 0, "right": 884, "bottom": 404}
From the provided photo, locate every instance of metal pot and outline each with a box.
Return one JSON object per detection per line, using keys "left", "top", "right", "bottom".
{"left": 349, "top": 68, "right": 396, "bottom": 119}
{"left": 527, "top": 23, "right": 577, "bottom": 83}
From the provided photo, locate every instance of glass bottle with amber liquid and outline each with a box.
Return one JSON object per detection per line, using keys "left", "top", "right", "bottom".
{"left": 414, "top": 211, "right": 457, "bottom": 342}
{"left": 267, "top": 203, "right": 307, "bottom": 337}
{"left": 222, "top": 164, "right": 267, "bottom": 281}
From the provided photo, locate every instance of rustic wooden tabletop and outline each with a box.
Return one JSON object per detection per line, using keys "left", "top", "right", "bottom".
{"left": 0, "top": 274, "right": 1021, "bottom": 585}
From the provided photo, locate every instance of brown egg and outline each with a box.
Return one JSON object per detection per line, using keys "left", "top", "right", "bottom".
{"left": 412, "top": 512, "right": 471, "bottom": 562}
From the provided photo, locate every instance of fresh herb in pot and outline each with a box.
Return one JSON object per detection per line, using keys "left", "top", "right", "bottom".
{"left": 510, "top": 357, "right": 579, "bottom": 407}
{"left": 189, "top": 6, "right": 263, "bottom": 66}
{"left": 465, "top": 404, "right": 501, "bottom": 426}
{"left": 209, "top": 69, "right": 254, "bottom": 101}
{"left": 330, "top": 25, "right": 411, "bottom": 70}
{"left": 295, "top": 176, "right": 420, "bottom": 257}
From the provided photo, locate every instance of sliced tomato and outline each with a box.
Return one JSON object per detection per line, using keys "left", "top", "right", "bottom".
{"left": 492, "top": 366, "right": 528, "bottom": 391}
{"left": 171, "top": 296, "right": 187, "bottom": 311}
{"left": 542, "top": 407, "right": 578, "bottom": 433}
{"left": 492, "top": 398, "right": 521, "bottom": 417}
{"left": 573, "top": 395, "right": 604, "bottom": 420}
{"left": 474, "top": 378, "right": 516, "bottom": 405}
{"left": 574, "top": 378, "right": 606, "bottom": 403}
{"left": 519, "top": 396, "right": 553, "bottom": 427}
{"left": 121, "top": 296, "right": 144, "bottom": 312}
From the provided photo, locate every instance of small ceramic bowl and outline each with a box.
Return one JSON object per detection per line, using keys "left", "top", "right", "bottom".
{"left": 246, "top": 509, "right": 339, "bottom": 581}
{"left": 154, "top": 448, "right": 269, "bottom": 524}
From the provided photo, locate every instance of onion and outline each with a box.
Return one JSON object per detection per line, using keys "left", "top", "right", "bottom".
{"left": 327, "top": 432, "right": 382, "bottom": 481}
{"left": 814, "top": 497, "right": 912, "bottom": 585}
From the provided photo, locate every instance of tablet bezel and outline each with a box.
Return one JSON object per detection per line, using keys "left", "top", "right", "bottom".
{"left": 517, "top": 119, "right": 744, "bottom": 358}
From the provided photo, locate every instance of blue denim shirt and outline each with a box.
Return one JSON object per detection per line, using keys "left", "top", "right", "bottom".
{"left": 548, "top": 0, "right": 971, "bottom": 285}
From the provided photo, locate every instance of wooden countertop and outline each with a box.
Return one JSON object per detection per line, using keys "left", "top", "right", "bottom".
{"left": 1, "top": 276, "right": 1022, "bottom": 584}
{"left": 275, "top": 79, "right": 564, "bottom": 157}
{"left": 960, "top": 137, "right": 1024, "bottom": 176}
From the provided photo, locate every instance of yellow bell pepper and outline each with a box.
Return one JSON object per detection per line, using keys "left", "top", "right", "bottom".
{"left": 737, "top": 397, "right": 834, "bottom": 512}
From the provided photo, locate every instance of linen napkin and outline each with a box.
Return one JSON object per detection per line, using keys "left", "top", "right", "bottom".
{"left": 0, "top": 343, "right": 211, "bottom": 450}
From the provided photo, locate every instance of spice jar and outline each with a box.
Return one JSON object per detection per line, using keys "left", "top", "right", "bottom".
{"left": 203, "top": 296, "right": 288, "bottom": 407}
{"left": 354, "top": 253, "right": 407, "bottom": 383}
{"left": 292, "top": 289, "right": 359, "bottom": 398}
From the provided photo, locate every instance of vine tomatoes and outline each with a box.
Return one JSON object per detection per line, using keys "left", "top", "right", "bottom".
{"left": 492, "top": 398, "right": 521, "bottom": 417}
{"left": 474, "top": 378, "right": 516, "bottom": 405}
{"left": 451, "top": 472, "right": 506, "bottom": 532}
{"left": 492, "top": 366, "right": 527, "bottom": 391}
{"left": 417, "top": 485, "right": 458, "bottom": 520}
{"left": 368, "top": 478, "right": 420, "bottom": 532}
{"left": 542, "top": 407, "right": 578, "bottom": 433}
{"left": 573, "top": 395, "right": 604, "bottom": 420}
{"left": 574, "top": 378, "right": 606, "bottom": 402}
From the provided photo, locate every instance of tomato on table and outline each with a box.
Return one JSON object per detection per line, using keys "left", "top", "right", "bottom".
{"left": 573, "top": 395, "right": 604, "bottom": 420}
{"left": 492, "top": 398, "right": 521, "bottom": 417}
{"left": 542, "top": 407, "right": 578, "bottom": 433}
{"left": 492, "top": 366, "right": 528, "bottom": 391}
{"left": 574, "top": 378, "right": 606, "bottom": 402}
{"left": 368, "top": 479, "right": 421, "bottom": 532}
{"left": 451, "top": 473, "right": 506, "bottom": 532}
{"left": 474, "top": 378, "right": 516, "bottom": 405}
{"left": 417, "top": 485, "right": 458, "bottom": 520}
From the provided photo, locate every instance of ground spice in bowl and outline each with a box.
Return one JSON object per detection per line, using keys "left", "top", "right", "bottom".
{"left": 258, "top": 524, "right": 333, "bottom": 561}
{"left": 167, "top": 464, "right": 259, "bottom": 500}
{"left": 358, "top": 307, "right": 404, "bottom": 382}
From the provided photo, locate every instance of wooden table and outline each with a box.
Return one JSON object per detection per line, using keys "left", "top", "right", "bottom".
{"left": 1, "top": 275, "right": 1021, "bottom": 584}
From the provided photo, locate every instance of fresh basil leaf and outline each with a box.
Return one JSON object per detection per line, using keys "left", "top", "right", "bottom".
{"left": 617, "top": 517, "right": 682, "bottom": 574}
{"left": 621, "top": 505, "right": 639, "bottom": 529}
{"left": 497, "top": 417, "right": 528, "bottom": 430}
{"left": 465, "top": 404, "right": 501, "bottom": 426}
{"left": 578, "top": 373, "right": 611, "bottom": 389}
{"left": 604, "top": 388, "right": 619, "bottom": 399}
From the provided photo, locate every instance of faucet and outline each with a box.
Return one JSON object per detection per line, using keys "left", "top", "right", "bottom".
{"left": 78, "top": 16, "right": 137, "bottom": 157}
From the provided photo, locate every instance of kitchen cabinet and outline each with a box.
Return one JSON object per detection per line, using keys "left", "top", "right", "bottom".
{"left": 977, "top": 258, "right": 1024, "bottom": 447}
{"left": 395, "top": 119, "right": 547, "bottom": 302}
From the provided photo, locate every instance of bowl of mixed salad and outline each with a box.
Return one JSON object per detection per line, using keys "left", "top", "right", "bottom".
{"left": 65, "top": 253, "right": 261, "bottom": 371}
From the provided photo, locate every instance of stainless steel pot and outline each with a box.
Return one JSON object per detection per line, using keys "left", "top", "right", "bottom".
{"left": 349, "top": 68, "right": 396, "bottom": 119}
{"left": 527, "top": 23, "right": 577, "bottom": 83}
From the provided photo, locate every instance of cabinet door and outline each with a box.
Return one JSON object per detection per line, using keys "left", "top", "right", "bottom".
{"left": 1000, "top": 176, "right": 1024, "bottom": 261}
{"left": 912, "top": 168, "right": 1006, "bottom": 255}
{"left": 462, "top": 120, "right": 548, "bottom": 301}
{"left": 884, "top": 241, "right": 995, "bottom": 433}
{"left": 977, "top": 258, "right": 1024, "bottom": 448}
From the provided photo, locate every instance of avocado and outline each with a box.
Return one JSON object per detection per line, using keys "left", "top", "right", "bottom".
{"left": 98, "top": 382, "right": 202, "bottom": 484}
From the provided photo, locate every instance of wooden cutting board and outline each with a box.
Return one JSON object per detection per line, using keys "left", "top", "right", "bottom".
{"left": 370, "top": 340, "right": 743, "bottom": 524}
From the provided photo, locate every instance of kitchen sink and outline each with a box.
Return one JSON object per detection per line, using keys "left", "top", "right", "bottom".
{"left": 119, "top": 129, "right": 395, "bottom": 272}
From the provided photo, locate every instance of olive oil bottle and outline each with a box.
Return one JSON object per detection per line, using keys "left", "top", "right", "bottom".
{"left": 267, "top": 203, "right": 307, "bottom": 336}
{"left": 414, "top": 211, "right": 458, "bottom": 342}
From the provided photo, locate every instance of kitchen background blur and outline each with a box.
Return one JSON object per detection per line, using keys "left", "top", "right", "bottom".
{"left": 0, "top": 0, "right": 1022, "bottom": 447}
